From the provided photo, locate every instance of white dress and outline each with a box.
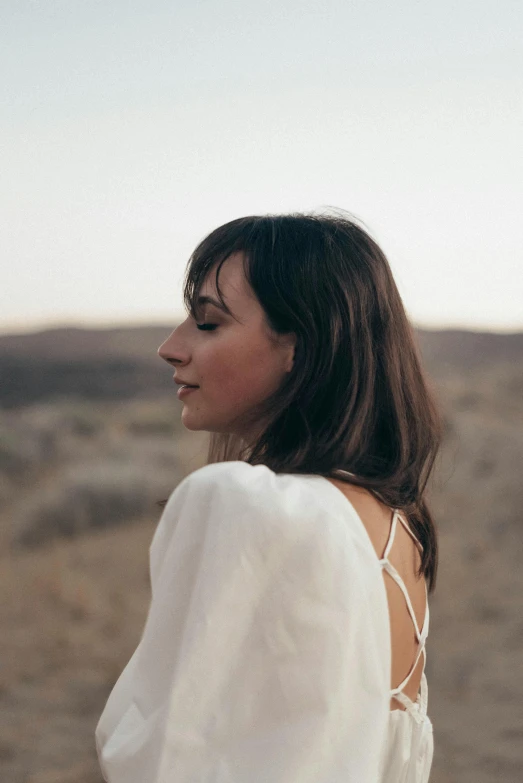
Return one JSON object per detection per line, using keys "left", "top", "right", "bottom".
{"left": 95, "top": 461, "right": 433, "bottom": 783}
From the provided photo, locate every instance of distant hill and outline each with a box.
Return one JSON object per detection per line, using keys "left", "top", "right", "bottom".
{"left": 0, "top": 324, "right": 522, "bottom": 409}
{"left": 416, "top": 329, "right": 523, "bottom": 371}
{"left": 0, "top": 326, "right": 173, "bottom": 409}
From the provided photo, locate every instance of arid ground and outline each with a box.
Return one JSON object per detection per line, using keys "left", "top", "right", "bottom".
{"left": 1, "top": 326, "right": 522, "bottom": 783}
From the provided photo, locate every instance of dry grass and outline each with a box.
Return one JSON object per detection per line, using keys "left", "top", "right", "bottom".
{"left": 1, "top": 520, "right": 155, "bottom": 783}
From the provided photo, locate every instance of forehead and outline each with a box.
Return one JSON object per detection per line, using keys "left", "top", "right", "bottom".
{"left": 200, "top": 252, "right": 256, "bottom": 309}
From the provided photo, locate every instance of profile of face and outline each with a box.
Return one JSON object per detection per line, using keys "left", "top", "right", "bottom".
{"left": 157, "top": 252, "right": 296, "bottom": 441}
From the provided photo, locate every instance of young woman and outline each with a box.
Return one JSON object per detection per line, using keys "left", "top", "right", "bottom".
{"left": 96, "top": 211, "right": 442, "bottom": 782}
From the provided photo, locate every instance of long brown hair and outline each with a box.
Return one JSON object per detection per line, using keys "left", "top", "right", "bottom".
{"left": 158, "top": 210, "right": 443, "bottom": 592}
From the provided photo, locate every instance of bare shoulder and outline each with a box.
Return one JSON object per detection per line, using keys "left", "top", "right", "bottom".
{"left": 325, "top": 478, "right": 400, "bottom": 561}
{"left": 327, "top": 477, "right": 425, "bottom": 581}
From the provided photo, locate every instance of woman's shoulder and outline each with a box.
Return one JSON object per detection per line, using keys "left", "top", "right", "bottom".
{"left": 166, "top": 460, "right": 325, "bottom": 521}
{"left": 158, "top": 460, "right": 362, "bottom": 555}
{"left": 175, "top": 459, "right": 285, "bottom": 486}
{"left": 174, "top": 459, "right": 267, "bottom": 492}
{"left": 156, "top": 461, "right": 381, "bottom": 587}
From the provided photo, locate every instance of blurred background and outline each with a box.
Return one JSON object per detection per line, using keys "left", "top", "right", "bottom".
{"left": 1, "top": 2, "right": 522, "bottom": 782}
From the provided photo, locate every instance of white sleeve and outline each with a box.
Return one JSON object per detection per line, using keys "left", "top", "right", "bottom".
{"left": 96, "top": 461, "right": 390, "bottom": 783}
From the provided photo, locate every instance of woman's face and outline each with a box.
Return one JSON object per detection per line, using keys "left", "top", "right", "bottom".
{"left": 157, "top": 252, "right": 296, "bottom": 440}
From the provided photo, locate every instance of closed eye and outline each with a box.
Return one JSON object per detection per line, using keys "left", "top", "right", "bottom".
{"left": 196, "top": 323, "right": 218, "bottom": 331}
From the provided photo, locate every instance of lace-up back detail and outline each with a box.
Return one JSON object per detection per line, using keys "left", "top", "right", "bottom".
{"left": 322, "top": 470, "right": 434, "bottom": 780}
{"left": 380, "top": 510, "right": 429, "bottom": 722}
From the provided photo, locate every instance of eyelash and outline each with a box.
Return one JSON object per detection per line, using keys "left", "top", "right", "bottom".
{"left": 196, "top": 323, "right": 218, "bottom": 331}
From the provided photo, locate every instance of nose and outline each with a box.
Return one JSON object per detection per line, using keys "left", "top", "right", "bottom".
{"left": 157, "top": 327, "right": 189, "bottom": 367}
{"left": 157, "top": 344, "right": 173, "bottom": 364}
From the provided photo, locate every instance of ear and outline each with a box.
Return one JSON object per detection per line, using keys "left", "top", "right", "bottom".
{"left": 282, "top": 333, "right": 297, "bottom": 373}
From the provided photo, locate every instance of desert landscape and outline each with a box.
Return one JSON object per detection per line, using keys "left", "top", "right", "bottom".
{"left": 1, "top": 325, "right": 522, "bottom": 783}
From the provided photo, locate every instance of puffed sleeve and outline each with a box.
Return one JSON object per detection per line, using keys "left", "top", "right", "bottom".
{"left": 95, "top": 461, "right": 390, "bottom": 783}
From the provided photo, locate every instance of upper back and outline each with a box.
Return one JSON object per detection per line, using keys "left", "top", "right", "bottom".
{"left": 326, "top": 477, "right": 428, "bottom": 711}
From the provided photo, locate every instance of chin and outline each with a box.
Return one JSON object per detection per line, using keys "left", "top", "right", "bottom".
{"left": 180, "top": 410, "right": 219, "bottom": 433}
{"left": 180, "top": 415, "right": 204, "bottom": 432}
{"left": 180, "top": 405, "right": 249, "bottom": 437}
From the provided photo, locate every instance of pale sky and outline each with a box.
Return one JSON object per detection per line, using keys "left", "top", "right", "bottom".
{"left": 2, "top": 0, "right": 522, "bottom": 335}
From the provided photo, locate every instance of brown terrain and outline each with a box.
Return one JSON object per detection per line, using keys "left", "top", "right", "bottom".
{"left": 0, "top": 325, "right": 522, "bottom": 783}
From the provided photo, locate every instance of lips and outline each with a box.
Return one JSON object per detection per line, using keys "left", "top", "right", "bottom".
{"left": 177, "top": 384, "right": 198, "bottom": 399}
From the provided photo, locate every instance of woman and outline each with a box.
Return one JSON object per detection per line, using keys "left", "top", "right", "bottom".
{"left": 96, "top": 211, "right": 442, "bottom": 782}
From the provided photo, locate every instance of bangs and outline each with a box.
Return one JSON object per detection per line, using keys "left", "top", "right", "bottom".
{"left": 183, "top": 252, "right": 237, "bottom": 321}
{"left": 182, "top": 217, "right": 261, "bottom": 321}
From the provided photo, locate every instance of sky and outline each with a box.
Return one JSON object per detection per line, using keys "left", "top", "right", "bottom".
{"left": 2, "top": 0, "right": 522, "bottom": 335}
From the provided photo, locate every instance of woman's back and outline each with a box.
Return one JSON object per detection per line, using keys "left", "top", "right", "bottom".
{"left": 326, "top": 472, "right": 433, "bottom": 782}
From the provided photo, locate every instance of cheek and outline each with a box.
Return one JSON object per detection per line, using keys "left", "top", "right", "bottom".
{"left": 202, "top": 337, "right": 280, "bottom": 403}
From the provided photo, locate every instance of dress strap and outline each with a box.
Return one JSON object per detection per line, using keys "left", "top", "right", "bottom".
{"left": 391, "top": 668, "right": 429, "bottom": 723}
{"left": 381, "top": 510, "right": 398, "bottom": 561}
{"left": 384, "top": 509, "right": 424, "bottom": 558}
{"left": 380, "top": 510, "right": 428, "bottom": 643}
{"left": 380, "top": 558, "right": 429, "bottom": 646}
{"left": 395, "top": 512, "right": 425, "bottom": 555}
{"left": 327, "top": 484, "right": 431, "bottom": 719}
{"left": 380, "top": 509, "right": 430, "bottom": 714}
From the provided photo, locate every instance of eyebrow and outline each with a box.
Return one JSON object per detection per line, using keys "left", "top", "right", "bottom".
{"left": 196, "top": 295, "right": 231, "bottom": 315}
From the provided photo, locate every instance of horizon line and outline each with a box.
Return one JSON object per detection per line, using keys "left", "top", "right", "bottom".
{"left": 0, "top": 317, "right": 522, "bottom": 338}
